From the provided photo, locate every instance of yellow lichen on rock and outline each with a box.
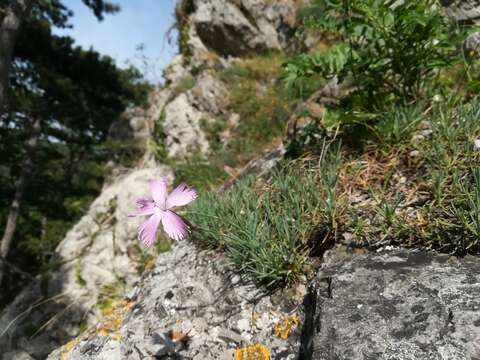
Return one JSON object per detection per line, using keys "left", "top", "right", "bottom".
{"left": 234, "top": 344, "right": 270, "bottom": 360}
{"left": 110, "top": 333, "right": 122, "bottom": 342}
{"left": 60, "top": 339, "right": 80, "bottom": 360}
{"left": 95, "top": 299, "right": 131, "bottom": 337}
{"left": 273, "top": 316, "right": 300, "bottom": 340}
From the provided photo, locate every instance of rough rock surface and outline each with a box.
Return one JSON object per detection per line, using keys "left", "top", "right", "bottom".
{"left": 443, "top": 0, "right": 480, "bottom": 21}
{"left": 220, "top": 144, "right": 286, "bottom": 191}
{"left": 162, "top": 72, "right": 228, "bottom": 159}
{"left": 300, "top": 246, "right": 480, "bottom": 360}
{"left": 108, "top": 86, "right": 171, "bottom": 167}
{"left": 183, "top": 0, "right": 300, "bottom": 59}
{"left": 0, "top": 166, "right": 173, "bottom": 359}
{"left": 46, "top": 241, "right": 304, "bottom": 360}
{"left": 162, "top": 93, "right": 209, "bottom": 159}
{"left": 442, "top": 0, "right": 480, "bottom": 59}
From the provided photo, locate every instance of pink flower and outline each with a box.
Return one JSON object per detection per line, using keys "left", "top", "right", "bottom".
{"left": 130, "top": 178, "right": 197, "bottom": 246}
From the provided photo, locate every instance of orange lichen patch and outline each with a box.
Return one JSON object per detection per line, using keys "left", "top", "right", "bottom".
{"left": 169, "top": 330, "right": 191, "bottom": 344}
{"left": 60, "top": 338, "right": 80, "bottom": 360}
{"left": 235, "top": 344, "right": 270, "bottom": 360}
{"left": 273, "top": 316, "right": 300, "bottom": 340}
{"left": 95, "top": 299, "right": 131, "bottom": 337}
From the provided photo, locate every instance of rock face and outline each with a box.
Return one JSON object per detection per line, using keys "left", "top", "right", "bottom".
{"left": 43, "top": 244, "right": 480, "bottom": 360}
{"left": 299, "top": 246, "right": 480, "bottom": 360}
{"left": 108, "top": 87, "right": 172, "bottom": 167}
{"left": 181, "top": 0, "right": 300, "bottom": 59}
{"left": 46, "top": 241, "right": 304, "bottom": 360}
{"left": 162, "top": 73, "right": 228, "bottom": 159}
{"left": 443, "top": 0, "right": 480, "bottom": 22}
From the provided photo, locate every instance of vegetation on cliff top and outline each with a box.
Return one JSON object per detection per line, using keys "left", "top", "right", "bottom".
{"left": 186, "top": 0, "right": 480, "bottom": 287}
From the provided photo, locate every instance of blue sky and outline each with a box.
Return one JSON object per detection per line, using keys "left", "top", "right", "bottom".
{"left": 54, "top": 0, "right": 178, "bottom": 83}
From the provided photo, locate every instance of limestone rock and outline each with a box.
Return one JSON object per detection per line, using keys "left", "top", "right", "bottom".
{"left": 2, "top": 351, "right": 34, "bottom": 360}
{"left": 163, "top": 55, "right": 191, "bottom": 85}
{"left": 188, "top": 72, "right": 228, "bottom": 114}
{"left": 464, "top": 32, "right": 480, "bottom": 60}
{"left": 161, "top": 72, "right": 228, "bottom": 159}
{"left": 220, "top": 144, "right": 286, "bottom": 191}
{"left": 443, "top": 0, "right": 480, "bottom": 21}
{"left": 46, "top": 241, "right": 302, "bottom": 360}
{"left": 181, "top": 0, "right": 301, "bottom": 59}
{"left": 300, "top": 246, "right": 480, "bottom": 360}
{"left": 162, "top": 93, "right": 209, "bottom": 159}
{"left": 108, "top": 87, "right": 171, "bottom": 167}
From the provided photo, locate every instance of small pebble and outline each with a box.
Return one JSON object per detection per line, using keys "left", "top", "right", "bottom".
{"left": 474, "top": 139, "right": 480, "bottom": 151}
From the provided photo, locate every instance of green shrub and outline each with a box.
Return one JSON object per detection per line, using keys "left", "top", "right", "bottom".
{"left": 284, "top": 0, "right": 464, "bottom": 110}
{"left": 172, "top": 75, "right": 196, "bottom": 97}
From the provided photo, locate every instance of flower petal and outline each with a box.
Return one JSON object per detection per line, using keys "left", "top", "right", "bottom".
{"left": 151, "top": 178, "right": 168, "bottom": 208}
{"left": 129, "top": 198, "right": 155, "bottom": 217}
{"left": 138, "top": 211, "right": 162, "bottom": 247}
{"left": 161, "top": 210, "right": 189, "bottom": 241}
{"left": 166, "top": 182, "right": 198, "bottom": 209}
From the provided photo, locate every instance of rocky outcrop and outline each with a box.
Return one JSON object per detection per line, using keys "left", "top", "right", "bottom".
{"left": 0, "top": 84, "right": 175, "bottom": 360}
{"left": 159, "top": 0, "right": 304, "bottom": 160}
{"left": 42, "top": 243, "right": 480, "bottom": 360}
{"left": 299, "top": 246, "right": 480, "bottom": 360}
{"left": 161, "top": 72, "right": 228, "bottom": 159}
{"left": 443, "top": 0, "right": 480, "bottom": 22}
{"left": 46, "top": 241, "right": 304, "bottom": 360}
{"left": 179, "top": 0, "right": 300, "bottom": 59}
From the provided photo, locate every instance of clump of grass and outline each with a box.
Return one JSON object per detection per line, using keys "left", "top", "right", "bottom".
{"left": 74, "top": 260, "right": 87, "bottom": 288}
{"left": 200, "top": 117, "right": 228, "bottom": 152}
{"left": 187, "top": 145, "right": 343, "bottom": 287}
{"left": 177, "top": 74, "right": 196, "bottom": 91}
{"left": 221, "top": 51, "right": 286, "bottom": 83}
{"left": 151, "top": 109, "right": 168, "bottom": 161}
{"left": 374, "top": 106, "right": 424, "bottom": 144}
{"left": 333, "top": 96, "right": 480, "bottom": 255}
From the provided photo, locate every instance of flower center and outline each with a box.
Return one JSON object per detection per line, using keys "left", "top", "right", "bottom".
{"left": 154, "top": 201, "right": 166, "bottom": 211}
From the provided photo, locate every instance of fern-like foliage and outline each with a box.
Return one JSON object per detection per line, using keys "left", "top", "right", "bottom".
{"left": 284, "top": 0, "right": 465, "bottom": 108}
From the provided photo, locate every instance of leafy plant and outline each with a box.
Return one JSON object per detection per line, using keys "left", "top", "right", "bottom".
{"left": 284, "top": 0, "right": 464, "bottom": 109}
